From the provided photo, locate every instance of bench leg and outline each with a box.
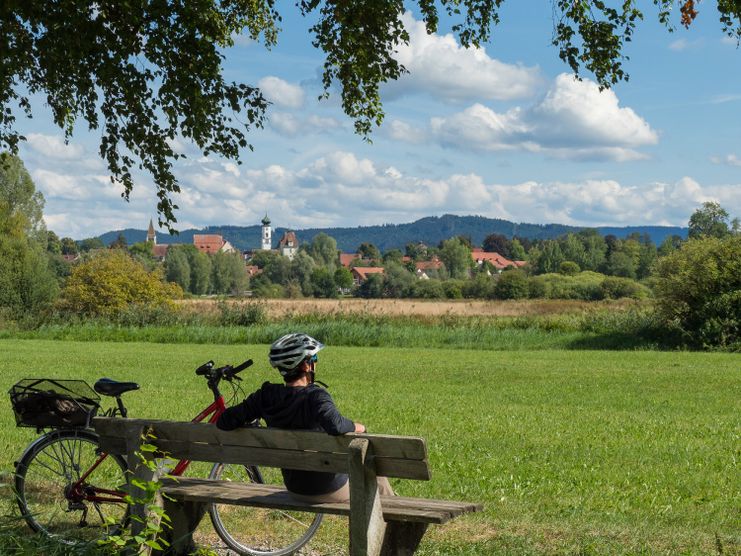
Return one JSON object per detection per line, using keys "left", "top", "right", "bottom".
{"left": 380, "top": 522, "right": 429, "bottom": 556}
{"left": 156, "top": 499, "right": 207, "bottom": 556}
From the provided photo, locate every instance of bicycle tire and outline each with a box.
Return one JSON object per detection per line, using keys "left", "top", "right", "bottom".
{"left": 14, "top": 428, "right": 129, "bottom": 545}
{"left": 208, "top": 463, "right": 323, "bottom": 556}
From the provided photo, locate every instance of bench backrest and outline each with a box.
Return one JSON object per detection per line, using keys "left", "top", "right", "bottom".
{"left": 93, "top": 417, "right": 430, "bottom": 480}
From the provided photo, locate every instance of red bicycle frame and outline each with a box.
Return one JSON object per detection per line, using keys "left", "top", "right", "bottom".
{"left": 69, "top": 392, "right": 227, "bottom": 505}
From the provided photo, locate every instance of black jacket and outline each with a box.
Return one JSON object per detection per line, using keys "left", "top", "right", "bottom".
{"left": 216, "top": 381, "right": 354, "bottom": 495}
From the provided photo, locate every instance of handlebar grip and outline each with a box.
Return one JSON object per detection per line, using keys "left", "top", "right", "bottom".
{"left": 195, "top": 360, "right": 215, "bottom": 376}
{"left": 230, "top": 359, "right": 253, "bottom": 375}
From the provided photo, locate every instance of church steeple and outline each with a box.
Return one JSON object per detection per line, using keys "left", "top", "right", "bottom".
{"left": 146, "top": 219, "right": 157, "bottom": 245}
{"left": 261, "top": 214, "right": 272, "bottom": 250}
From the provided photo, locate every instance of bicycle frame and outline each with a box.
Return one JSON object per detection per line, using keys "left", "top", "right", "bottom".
{"left": 68, "top": 390, "right": 227, "bottom": 505}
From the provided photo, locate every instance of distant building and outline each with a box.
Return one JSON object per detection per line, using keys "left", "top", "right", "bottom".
{"left": 261, "top": 214, "right": 272, "bottom": 251}
{"left": 193, "top": 234, "right": 234, "bottom": 254}
{"left": 152, "top": 244, "right": 169, "bottom": 261}
{"left": 278, "top": 230, "right": 299, "bottom": 260}
{"left": 146, "top": 219, "right": 157, "bottom": 245}
{"left": 351, "top": 266, "right": 385, "bottom": 286}
{"left": 470, "top": 248, "right": 525, "bottom": 272}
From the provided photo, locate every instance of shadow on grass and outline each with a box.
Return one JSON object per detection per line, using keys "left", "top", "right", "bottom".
{"left": 565, "top": 331, "right": 682, "bottom": 351}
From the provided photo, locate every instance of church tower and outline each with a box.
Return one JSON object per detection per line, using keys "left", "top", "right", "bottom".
{"left": 146, "top": 218, "right": 157, "bottom": 245}
{"left": 261, "top": 214, "right": 272, "bottom": 250}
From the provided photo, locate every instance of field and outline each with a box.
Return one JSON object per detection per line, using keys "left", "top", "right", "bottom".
{"left": 180, "top": 298, "right": 639, "bottom": 319}
{"left": 0, "top": 338, "right": 738, "bottom": 555}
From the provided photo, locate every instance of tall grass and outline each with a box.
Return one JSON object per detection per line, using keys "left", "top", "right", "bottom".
{"left": 0, "top": 302, "right": 676, "bottom": 350}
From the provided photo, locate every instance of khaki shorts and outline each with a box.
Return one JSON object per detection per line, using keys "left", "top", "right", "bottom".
{"left": 289, "top": 476, "right": 395, "bottom": 504}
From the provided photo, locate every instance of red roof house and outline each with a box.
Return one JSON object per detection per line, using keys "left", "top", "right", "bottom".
{"left": 471, "top": 250, "right": 517, "bottom": 270}
{"left": 193, "top": 234, "right": 234, "bottom": 254}
{"left": 351, "top": 266, "right": 385, "bottom": 285}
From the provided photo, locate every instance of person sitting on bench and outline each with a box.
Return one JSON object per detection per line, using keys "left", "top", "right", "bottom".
{"left": 217, "top": 332, "right": 394, "bottom": 503}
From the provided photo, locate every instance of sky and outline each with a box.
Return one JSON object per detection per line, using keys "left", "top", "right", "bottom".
{"left": 13, "top": 1, "right": 741, "bottom": 240}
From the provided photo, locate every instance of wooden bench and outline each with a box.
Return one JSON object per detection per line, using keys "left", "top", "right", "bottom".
{"left": 93, "top": 417, "right": 482, "bottom": 556}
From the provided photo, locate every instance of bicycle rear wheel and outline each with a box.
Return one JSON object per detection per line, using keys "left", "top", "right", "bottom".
{"left": 208, "top": 463, "right": 323, "bottom": 556}
{"left": 14, "top": 429, "right": 128, "bottom": 544}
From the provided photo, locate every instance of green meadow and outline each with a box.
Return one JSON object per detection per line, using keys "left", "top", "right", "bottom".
{"left": 0, "top": 339, "right": 739, "bottom": 555}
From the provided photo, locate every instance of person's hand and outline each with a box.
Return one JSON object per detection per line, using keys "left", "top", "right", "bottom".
{"left": 354, "top": 422, "right": 366, "bottom": 433}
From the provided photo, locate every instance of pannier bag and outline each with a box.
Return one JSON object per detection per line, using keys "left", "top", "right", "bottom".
{"left": 9, "top": 379, "right": 100, "bottom": 429}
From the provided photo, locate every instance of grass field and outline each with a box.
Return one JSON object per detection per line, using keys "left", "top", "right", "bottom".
{"left": 0, "top": 339, "right": 739, "bottom": 555}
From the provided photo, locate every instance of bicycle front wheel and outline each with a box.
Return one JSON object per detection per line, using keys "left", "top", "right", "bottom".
{"left": 208, "top": 463, "right": 323, "bottom": 556}
{"left": 14, "top": 429, "right": 128, "bottom": 545}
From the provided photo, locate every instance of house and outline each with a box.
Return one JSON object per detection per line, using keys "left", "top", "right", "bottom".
{"left": 278, "top": 231, "right": 299, "bottom": 260}
{"left": 339, "top": 253, "right": 359, "bottom": 268}
{"left": 152, "top": 244, "right": 169, "bottom": 261}
{"left": 244, "top": 265, "right": 262, "bottom": 277}
{"left": 351, "top": 266, "right": 385, "bottom": 286}
{"left": 193, "top": 234, "right": 235, "bottom": 255}
{"left": 470, "top": 248, "right": 518, "bottom": 271}
{"left": 414, "top": 258, "right": 444, "bottom": 280}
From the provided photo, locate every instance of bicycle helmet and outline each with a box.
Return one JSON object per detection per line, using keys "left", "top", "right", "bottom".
{"left": 269, "top": 333, "right": 325, "bottom": 377}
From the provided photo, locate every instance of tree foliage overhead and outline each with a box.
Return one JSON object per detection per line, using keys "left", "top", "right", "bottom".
{"left": 2, "top": 2, "right": 739, "bottom": 228}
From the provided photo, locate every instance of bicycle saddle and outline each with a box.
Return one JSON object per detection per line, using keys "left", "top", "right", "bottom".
{"left": 94, "top": 378, "right": 140, "bottom": 397}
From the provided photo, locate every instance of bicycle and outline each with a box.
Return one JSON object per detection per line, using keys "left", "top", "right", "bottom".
{"left": 10, "top": 360, "right": 323, "bottom": 556}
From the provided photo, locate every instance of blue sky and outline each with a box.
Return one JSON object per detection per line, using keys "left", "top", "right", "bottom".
{"left": 14, "top": 2, "right": 741, "bottom": 239}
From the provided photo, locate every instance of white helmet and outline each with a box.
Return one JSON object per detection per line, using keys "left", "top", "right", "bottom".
{"left": 269, "top": 333, "right": 324, "bottom": 376}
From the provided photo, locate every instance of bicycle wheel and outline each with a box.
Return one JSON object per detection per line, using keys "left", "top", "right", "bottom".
{"left": 208, "top": 463, "right": 323, "bottom": 556}
{"left": 15, "top": 429, "right": 129, "bottom": 545}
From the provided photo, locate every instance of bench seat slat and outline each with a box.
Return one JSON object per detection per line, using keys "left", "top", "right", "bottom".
{"left": 93, "top": 418, "right": 427, "bottom": 460}
{"left": 160, "top": 478, "right": 479, "bottom": 524}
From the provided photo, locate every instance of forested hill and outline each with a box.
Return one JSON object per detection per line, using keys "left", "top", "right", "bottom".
{"left": 97, "top": 214, "right": 687, "bottom": 252}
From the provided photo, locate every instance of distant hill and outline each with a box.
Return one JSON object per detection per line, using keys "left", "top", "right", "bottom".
{"left": 96, "top": 215, "right": 687, "bottom": 252}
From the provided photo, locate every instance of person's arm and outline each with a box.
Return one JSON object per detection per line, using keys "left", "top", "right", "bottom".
{"left": 216, "top": 390, "right": 260, "bottom": 431}
{"left": 312, "top": 389, "right": 356, "bottom": 435}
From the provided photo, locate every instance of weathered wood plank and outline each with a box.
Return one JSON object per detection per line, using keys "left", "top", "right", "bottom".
{"left": 159, "top": 478, "right": 479, "bottom": 524}
{"left": 96, "top": 433, "right": 431, "bottom": 480}
{"left": 348, "top": 438, "right": 386, "bottom": 556}
{"left": 92, "top": 417, "right": 427, "bottom": 460}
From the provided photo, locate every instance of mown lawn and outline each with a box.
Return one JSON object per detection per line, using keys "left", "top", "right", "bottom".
{"left": 0, "top": 339, "right": 738, "bottom": 555}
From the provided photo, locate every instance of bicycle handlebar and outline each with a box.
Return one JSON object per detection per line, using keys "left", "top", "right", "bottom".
{"left": 195, "top": 360, "right": 215, "bottom": 376}
{"left": 195, "top": 359, "right": 253, "bottom": 382}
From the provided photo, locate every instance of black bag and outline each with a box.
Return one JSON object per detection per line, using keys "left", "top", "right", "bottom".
{"left": 10, "top": 379, "right": 100, "bottom": 429}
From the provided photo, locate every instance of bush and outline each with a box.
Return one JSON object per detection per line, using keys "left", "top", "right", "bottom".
{"left": 60, "top": 250, "right": 181, "bottom": 317}
{"left": 527, "top": 272, "right": 603, "bottom": 300}
{"left": 494, "top": 270, "right": 529, "bottom": 299}
{"left": 411, "top": 280, "right": 445, "bottom": 299}
{"left": 653, "top": 236, "right": 741, "bottom": 349}
{"left": 600, "top": 277, "right": 650, "bottom": 300}
{"left": 462, "top": 274, "right": 494, "bottom": 299}
{"left": 442, "top": 280, "right": 464, "bottom": 299}
{"left": 252, "top": 283, "right": 285, "bottom": 298}
{"left": 559, "top": 261, "right": 580, "bottom": 275}
{"left": 218, "top": 301, "right": 267, "bottom": 326}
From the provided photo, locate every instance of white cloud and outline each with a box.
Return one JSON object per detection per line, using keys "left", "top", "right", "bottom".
{"left": 384, "top": 12, "right": 541, "bottom": 102}
{"left": 28, "top": 149, "right": 741, "bottom": 239}
{"left": 268, "top": 112, "right": 343, "bottom": 136}
{"left": 26, "top": 133, "right": 84, "bottom": 160}
{"left": 167, "top": 153, "right": 739, "bottom": 231}
{"left": 401, "top": 74, "right": 658, "bottom": 161}
{"left": 711, "top": 153, "right": 741, "bottom": 167}
{"left": 669, "top": 37, "right": 704, "bottom": 51}
{"left": 386, "top": 120, "right": 427, "bottom": 143}
{"left": 710, "top": 94, "right": 741, "bottom": 104}
{"left": 258, "top": 76, "right": 304, "bottom": 108}
{"left": 721, "top": 36, "right": 738, "bottom": 46}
